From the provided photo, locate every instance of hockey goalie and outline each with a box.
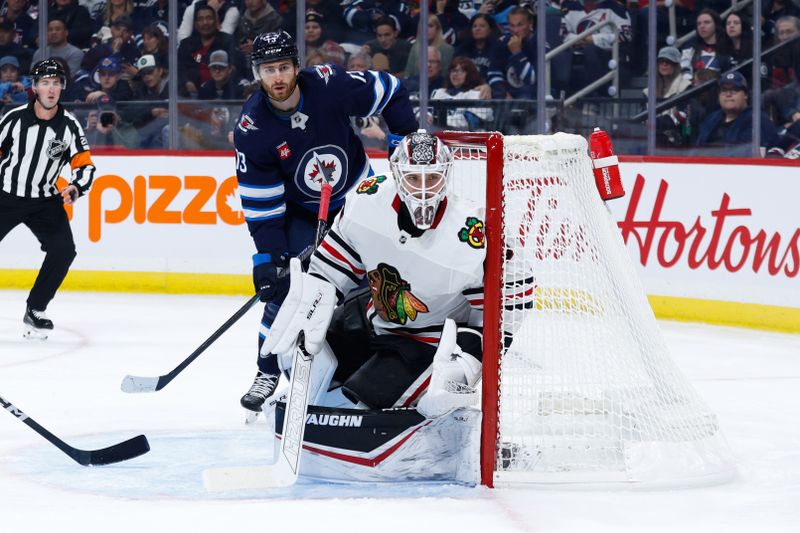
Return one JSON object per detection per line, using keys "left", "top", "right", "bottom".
{"left": 252, "top": 131, "right": 526, "bottom": 485}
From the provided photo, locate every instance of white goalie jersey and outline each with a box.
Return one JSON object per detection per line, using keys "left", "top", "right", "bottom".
{"left": 308, "top": 174, "right": 486, "bottom": 344}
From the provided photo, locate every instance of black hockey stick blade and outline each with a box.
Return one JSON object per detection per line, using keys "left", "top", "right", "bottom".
{"left": 2, "top": 394, "right": 151, "bottom": 466}
{"left": 73, "top": 434, "right": 151, "bottom": 466}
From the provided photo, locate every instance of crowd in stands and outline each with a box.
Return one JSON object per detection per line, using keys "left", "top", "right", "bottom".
{"left": 0, "top": 0, "right": 798, "bottom": 156}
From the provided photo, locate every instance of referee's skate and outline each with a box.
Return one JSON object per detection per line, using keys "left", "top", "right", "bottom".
{"left": 23, "top": 306, "right": 53, "bottom": 341}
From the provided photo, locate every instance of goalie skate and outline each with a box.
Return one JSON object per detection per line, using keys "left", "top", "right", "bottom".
{"left": 23, "top": 307, "right": 53, "bottom": 341}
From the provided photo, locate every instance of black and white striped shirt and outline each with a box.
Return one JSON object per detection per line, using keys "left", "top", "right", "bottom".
{"left": 0, "top": 102, "right": 95, "bottom": 199}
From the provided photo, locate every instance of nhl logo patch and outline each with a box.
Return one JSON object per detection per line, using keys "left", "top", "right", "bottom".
{"left": 46, "top": 138, "right": 68, "bottom": 160}
{"left": 458, "top": 217, "right": 485, "bottom": 249}
{"left": 356, "top": 175, "right": 386, "bottom": 194}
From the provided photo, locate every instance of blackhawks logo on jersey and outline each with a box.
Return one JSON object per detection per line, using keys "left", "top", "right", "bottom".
{"left": 367, "top": 263, "right": 428, "bottom": 325}
{"left": 356, "top": 175, "right": 386, "bottom": 194}
{"left": 458, "top": 217, "right": 485, "bottom": 249}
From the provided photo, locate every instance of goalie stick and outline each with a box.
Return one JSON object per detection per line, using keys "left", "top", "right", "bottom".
{"left": 203, "top": 331, "right": 314, "bottom": 490}
{"left": 203, "top": 176, "right": 334, "bottom": 491}
{"left": 0, "top": 394, "right": 150, "bottom": 466}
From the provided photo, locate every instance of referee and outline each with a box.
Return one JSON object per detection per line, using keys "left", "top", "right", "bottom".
{"left": 0, "top": 59, "right": 96, "bottom": 340}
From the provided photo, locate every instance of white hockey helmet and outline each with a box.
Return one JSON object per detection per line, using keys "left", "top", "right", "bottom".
{"left": 390, "top": 130, "right": 453, "bottom": 230}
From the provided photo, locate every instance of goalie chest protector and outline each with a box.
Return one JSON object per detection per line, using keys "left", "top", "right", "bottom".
{"left": 316, "top": 175, "right": 486, "bottom": 333}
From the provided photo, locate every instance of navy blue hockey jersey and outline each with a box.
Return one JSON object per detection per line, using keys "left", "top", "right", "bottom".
{"left": 233, "top": 63, "right": 416, "bottom": 258}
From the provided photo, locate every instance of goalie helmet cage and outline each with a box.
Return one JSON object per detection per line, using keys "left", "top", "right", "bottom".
{"left": 435, "top": 131, "right": 735, "bottom": 489}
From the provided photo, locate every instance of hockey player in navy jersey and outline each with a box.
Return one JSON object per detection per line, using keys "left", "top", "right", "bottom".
{"left": 235, "top": 30, "right": 416, "bottom": 417}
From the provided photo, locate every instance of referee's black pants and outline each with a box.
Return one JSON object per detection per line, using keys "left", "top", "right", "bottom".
{"left": 0, "top": 191, "right": 76, "bottom": 311}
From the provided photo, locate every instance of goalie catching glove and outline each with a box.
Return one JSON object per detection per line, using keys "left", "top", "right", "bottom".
{"left": 260, "top": 258, "right": 337, "bottom": 358}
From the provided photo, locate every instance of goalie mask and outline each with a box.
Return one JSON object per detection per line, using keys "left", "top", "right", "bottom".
{"left": 390, "top": 131, "right": 453, "bottom": 230}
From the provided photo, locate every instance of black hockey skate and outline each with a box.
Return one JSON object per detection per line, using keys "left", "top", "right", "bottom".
{"left": 240, "top": 371, "right": 279, "bottom": 423}
{"left": 23, "top": 306, "right": 53, "bottom": 340}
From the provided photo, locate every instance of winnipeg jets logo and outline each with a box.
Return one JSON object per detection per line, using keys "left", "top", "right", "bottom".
{"left": 46, "top": 139, "right": 67, "bottom": 160}
{"left": 294, "top": 145, "right": 348, "bottom": 199}
{"left": 237, "top": 114, "right": 258, "bottom": 133}
{"left": 314, "top": 64, "right": 336, "bottom": 84}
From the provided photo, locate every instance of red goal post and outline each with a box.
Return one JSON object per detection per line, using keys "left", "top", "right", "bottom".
{"left": 435, "top": 131, "right": 735, "bottom": 489}
{"left": 436, "top": 131, "right": 504, "bottom": 488}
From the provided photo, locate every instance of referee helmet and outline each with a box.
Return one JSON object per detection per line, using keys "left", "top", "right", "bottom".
{"left": 30, "top": 59, "right": 67, "bottom": 88}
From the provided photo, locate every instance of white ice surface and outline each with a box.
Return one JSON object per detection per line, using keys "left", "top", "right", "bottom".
{"left": 1, "top": 290, "right": 799, "bottom": 533}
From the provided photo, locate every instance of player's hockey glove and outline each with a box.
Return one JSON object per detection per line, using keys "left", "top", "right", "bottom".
{"left": 252, "top": 253, "right": 290, "bottom": 303}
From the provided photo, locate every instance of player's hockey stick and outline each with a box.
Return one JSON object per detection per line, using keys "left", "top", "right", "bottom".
{"left": 120, "top": 244, "right": 316, "bottom": 394}
{"left": 1, "top": 394, "right": 150, "bottom": 466}
{"left": 203, "top": 173, "right": 334, "bottom": 491}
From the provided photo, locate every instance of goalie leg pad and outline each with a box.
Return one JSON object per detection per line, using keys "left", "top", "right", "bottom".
{"left": 310, "top": 341, "right": 338, "bottom": 405}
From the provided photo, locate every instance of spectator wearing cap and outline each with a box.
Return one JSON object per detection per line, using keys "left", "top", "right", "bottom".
{"left": 31, "top": 18, "right": 84, "bottom": 75}
{"left": 305, "top": 10, "right": 347, "bottom": 67}
{"left": 85, "top": 56, "right": 133, "bottom": 103}
{"left": 48, "top": 0, "right": 93, "bottom": 50}
{"left": 178, "top": 0, "right": 240, "bottom": 42}
{"left": 0, "top": 55, "right": 31, "bottom": 107}
{"left": 2, "top": 0, "right": 38, "bottom": 49}
{"left": 694, "top": 71, "right": 780, "bottom": 156}
{"left": 644, "top": 46, "right": 691, "bottom": 100}
{"left": 130, "top": 54, "right": 169, "bottom": 148}
{"left": 81, "top": 15, "right": 140, "bottom": 74}
{"left": 198, "top": 49, "right": 244, "bottom": 99}
{"left": 361, "top": 16, "right": 411, "bottom": 76}
{"left": 177, "top": 3, "right": 245, "bottom": 97}
{"left": 235, "top": 0, "right": 282, "bottom": 57}
{"left": 0, "top": 18, "right": 32, "bottom": 73}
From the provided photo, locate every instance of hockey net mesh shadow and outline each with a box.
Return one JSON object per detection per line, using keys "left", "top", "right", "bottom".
{"left": 444, "top": 132, "right": 735, "bottom": 487}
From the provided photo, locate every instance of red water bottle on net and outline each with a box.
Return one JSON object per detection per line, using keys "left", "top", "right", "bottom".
{"left": 588, "top": 127, "right": 625, "bottom": 201}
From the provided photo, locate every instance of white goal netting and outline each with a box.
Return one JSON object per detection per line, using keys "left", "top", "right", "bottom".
{"left": 445, "top": 133, "right": 735, "bottom": 487}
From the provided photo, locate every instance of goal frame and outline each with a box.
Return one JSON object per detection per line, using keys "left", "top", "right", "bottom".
{"left": 435, "top": 131, "right": 734, "bottom": 490}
